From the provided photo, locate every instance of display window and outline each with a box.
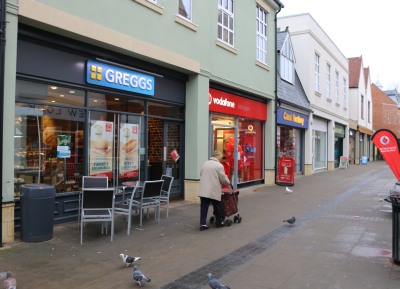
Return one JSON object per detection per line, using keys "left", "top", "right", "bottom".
{"left": 313, "top": 129, "right": 327, "bottom": 170}
{"left": 14, "top": 102, "right": 85, "bottom": 196}
{"left": 212, "top": 114, "right": 263, "bottom": 184}
{"left": 14, "top": 79, "right": 184, "bottom": 197}
{"left": 277, "top": 126, "right": 302, "bottom": 173}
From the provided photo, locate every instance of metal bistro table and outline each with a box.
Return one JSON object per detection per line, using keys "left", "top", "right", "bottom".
{"left": 120, "top": 181, "right": 144, "bottom": 203}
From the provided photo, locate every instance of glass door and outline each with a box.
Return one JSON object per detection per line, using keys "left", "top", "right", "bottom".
{"left": 147, "top": 118, "right": 182, "bottom": 196}
{"left": 211, "top": 115, "right": 238, "bottom": 188}
{"left": 88, "top": 111, "right": 144, "bottom": 187}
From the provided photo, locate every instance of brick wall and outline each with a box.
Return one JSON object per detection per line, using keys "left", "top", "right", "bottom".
{"left": 371, "top": 84, "right": 400, "bottom": 138}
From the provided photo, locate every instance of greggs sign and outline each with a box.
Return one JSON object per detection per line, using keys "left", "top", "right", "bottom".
{"left": 209, "top": 88, "right": 267, "bottom": 121}
{"left": 86, "top": 60, "right": 155, "bottom": 96}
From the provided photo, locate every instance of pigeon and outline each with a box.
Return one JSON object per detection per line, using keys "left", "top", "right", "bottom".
{"left": 283, "top": 216, "right": 296, "bottom": 225}
{"left": 207, "top": 273, "right": 230, "bottom": 289}
{"left": 120, "top": 253, "right": 141, "bottom": 267}
{"left": 2, "top": 272, "right": 16, "bottom": 289}
{"left": 285, "top": 187, "right": 293, "bottom": 193}
{"left": 132, "top": 265, "right": 151, "bottom": 287}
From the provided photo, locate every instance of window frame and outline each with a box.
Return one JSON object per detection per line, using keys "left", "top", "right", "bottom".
{"left": 343, "top": 78, "right": 347, "bottom": 108}
{"left": 218, "top": 0, "right": 234, "bottom": 47}
{"left": 314, "top": 53, "right": 320, "bottom": 92}
{"left": 256, "top": 5, "right": 268, "bottom": 64}
{"left": 335, "top": 71, "right": 339, "bottom": 103}
{"left": 178, "top": 0, "right": 192, "bottom": 21}
{"left": 361, "top": 94, "right": 364, "bottom": 120}
{"left": 326, "top": 63, "right": 331, "bottom": 99}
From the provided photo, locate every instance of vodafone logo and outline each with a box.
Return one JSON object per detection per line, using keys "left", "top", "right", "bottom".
{"left": 380, "top": 135, "right": 390, "bottom": 145}
{"left": 208, "top": 93, "right": 235, "bottom": 108}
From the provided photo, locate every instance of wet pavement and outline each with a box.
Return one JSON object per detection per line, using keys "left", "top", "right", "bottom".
{"left": 1, "top": 160, "right": 400, "bottom": 288}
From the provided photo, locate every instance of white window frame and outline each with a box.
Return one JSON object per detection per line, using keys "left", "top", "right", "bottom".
{"left": 368, "top": 101, "right": 371, "bottom": 123}
{"left": 218, "top": 0, "right": 234, "bottom": 47}
{"left": 314, "top": 53, "right": 320, "bottom": 92}
{"left": 343, "top": 78, "right": 347, "bottom": 108}
{"left": 335, "top": 71, "right": 339, "bottom": 103}
{"left": 256, "top": 5, "right": 268, "bottom": 64}
{"left": 361, "top": 94, "right": 364, "bottom": 119}
{"left": 280, "top": 38, "right": 295, "bottom": 83}
{"left": 326, "top": 63, "right": 331, "bottom": 99}
{"left": 179, "top": 0, "right": 192, "bottom": 21}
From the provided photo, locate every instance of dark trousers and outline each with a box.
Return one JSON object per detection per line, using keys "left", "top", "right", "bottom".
{"left": 200, "top": 197, "right": 223, "bottom": 225}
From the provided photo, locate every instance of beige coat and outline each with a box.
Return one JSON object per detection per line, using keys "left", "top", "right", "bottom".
{"left": 199, "top": 157, "right": 230, "bottom": 201}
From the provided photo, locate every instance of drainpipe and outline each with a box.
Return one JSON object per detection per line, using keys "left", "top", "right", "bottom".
{"left": 0, "top": 0, "right": 6, "bottom": 247}
{"left": 274, "top": 1, "right": 284, "bottom": 184}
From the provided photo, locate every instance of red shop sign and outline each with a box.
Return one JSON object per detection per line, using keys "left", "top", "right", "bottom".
{"left": 209, "top": 88, "right": 267, "bottom": 121}
{"left": 277, "top": 157, "right": 295, "bottom": 186}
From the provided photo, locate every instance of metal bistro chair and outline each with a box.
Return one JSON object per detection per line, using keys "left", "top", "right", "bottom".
{"left": 114, "top": 185, "right": 141, "bottom": 235}
{"left": 131, "top": 180, "right": 164, "bottom": 226}
{"left": 78, "top": 176, "right": 109, "bottom": 225}
{"left": 80, "top": 186, "right": 115, "bottom": 244}
{"left": 160, "top": 175, "right": 174, "bottom": 218}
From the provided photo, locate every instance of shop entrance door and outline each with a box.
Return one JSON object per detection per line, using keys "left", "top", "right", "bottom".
{"left": 88, "top": 111, "right": 143, "bottom": 187}
{"left": 211, "top": 123, "right": 238, "bottom": 188}
{"left": 148, "top": 119, "right": 183, "bottom": 195}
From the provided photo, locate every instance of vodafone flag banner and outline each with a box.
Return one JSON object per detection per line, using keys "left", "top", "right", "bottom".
{"left": 371, "top": 129, "right": 400, "bottom": 181}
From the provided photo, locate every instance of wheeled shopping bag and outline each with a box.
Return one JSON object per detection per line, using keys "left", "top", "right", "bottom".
{"left": 210, "top": 185, "right": 242, "bottom": 226}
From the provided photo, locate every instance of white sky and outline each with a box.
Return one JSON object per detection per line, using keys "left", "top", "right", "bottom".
{"left": 278, "top": 0, "right": 400, "bottom": 91}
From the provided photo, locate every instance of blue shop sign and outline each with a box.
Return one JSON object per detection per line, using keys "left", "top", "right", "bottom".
{"left": 277, "top": 107, "right": 308, "bottom": 129}
{"left": 86, "top": 60, "right": 155, "bottom": 96}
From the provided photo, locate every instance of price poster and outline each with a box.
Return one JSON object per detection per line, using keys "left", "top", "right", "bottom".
{"left": 57, "top": 135, "right": 71, "bottom": 158}
{"left": 276, "top": 157, "right": 295, "bottom": 186}
{"left": 89, "top": 120, "right": 113, "bottom": 178}
{"left": 119, "top": 124, "right": 140, "bottom": 178}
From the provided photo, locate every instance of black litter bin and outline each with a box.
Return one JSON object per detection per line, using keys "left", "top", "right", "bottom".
{"left": 391, "top": 193, "right": 400, "bottom": 264}
{"left": 20, "top": 184, "right": 56, "bottom": 242}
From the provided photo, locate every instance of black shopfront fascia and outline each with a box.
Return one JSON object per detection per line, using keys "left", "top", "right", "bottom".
{"left": 14, "top": 25, "right": 187, "bottom": 227}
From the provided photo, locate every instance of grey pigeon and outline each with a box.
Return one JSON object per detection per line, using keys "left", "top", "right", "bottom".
{"left": 283, "top": 216, "right": 296, "bottom": 225}
{"left": 120, "top": 253, "right": 141, "bottom": 267}
{"left": 207, "top": 273, "right": 230, "bottom": 289}
{"left": 132, "top": 265, "right": 151, "bottom": 287}
{"left": 2, "top": 272, "right": 16, "bottom": 289}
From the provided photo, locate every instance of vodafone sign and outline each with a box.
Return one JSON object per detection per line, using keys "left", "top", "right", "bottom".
{"left": 209, "top": 88, "right": 267, "bottom": 121}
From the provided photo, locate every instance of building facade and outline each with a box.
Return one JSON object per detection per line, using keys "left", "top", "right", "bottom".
{"left": 278, "top": 14, "right": 350, "bottom": 174}
{"left": 2, "top": 0, "right": 283, "bottom": 244}
{"left": 276, "top": 27, "right": 311, "bottom": 181}
{"left": 371, "top": 83, "right": 400, "bottom": 147}
{"left": 348, "top": 56, "right": 374, "bottom": 164}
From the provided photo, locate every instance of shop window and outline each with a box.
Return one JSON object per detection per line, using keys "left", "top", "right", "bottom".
{"left": 16, "top": 80, "right": 84, "bottom": 107}
{"left": 88, "top": 91, "right": 145, "bottom": 114}
{"left": 148, "top": 101, "right": 184, "bottom": 119}
{"left": 238, "top": 119, "right": 263, "bottom": 182}
{"left": 212, "top": 114, "right": 263, "bottom": 184}
{"left": 14, "top": 103, "right": 85, "bottom": 196}
{"left": 313, "top": 130, "right": 327, "bottom": 170}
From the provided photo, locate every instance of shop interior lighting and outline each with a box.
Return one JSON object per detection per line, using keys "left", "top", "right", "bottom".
{"left": 50, "top": 86, "right": 58, "bottom": 90}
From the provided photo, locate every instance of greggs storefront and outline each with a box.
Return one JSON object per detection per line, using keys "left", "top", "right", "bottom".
{"left": 209, "top": 88, "right": 267, "bottom": 187}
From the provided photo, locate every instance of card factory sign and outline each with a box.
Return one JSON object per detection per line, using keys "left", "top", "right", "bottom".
{"left": 208, "top": 88, "right": 267, "bottom": 121}
{"left": 277, "top": 107, "right": 308, "bottom": 129}
{"left": 86, "top": 60, "right": 155, "bottom": 96}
